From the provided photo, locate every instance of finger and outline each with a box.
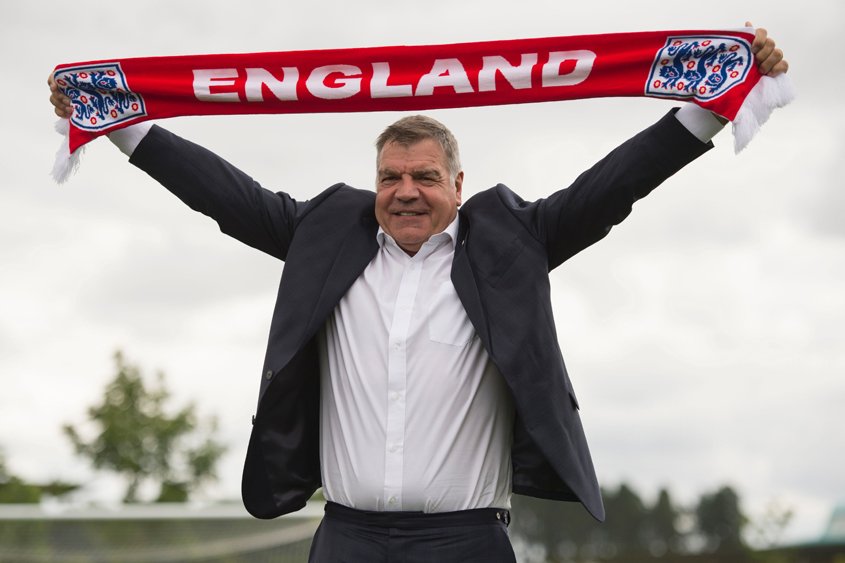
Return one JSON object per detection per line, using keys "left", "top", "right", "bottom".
{"left": 49, "top": 88, "right": 67, "bottom": 107}
{"left": 51, "top": 94, "right": 72, "bottom": 118}
{"left": 773, "top": 58, "right": 789, "bottom": 76}
{"left": 48, "top": 76, "right": 62, "bottom": 102}
{"left": 757, "top": 42, "right": 780, "bottom": 75}
{"left": 53, "top": 105, "right": 72, "bottom": 118}
{"left": 752, "top": 26, "right": 768, "bottom": 54}
{"left": 755, "top": 37, "right": 776, "bottom": 65}
{"left": 48, "top": 73, "right": 74, "bottom": 118}
{"left": 50, "top": 89, "right": 73, "bottom": 117}
{"left": 764, "top": 52, "right": 788, "bottom": 77}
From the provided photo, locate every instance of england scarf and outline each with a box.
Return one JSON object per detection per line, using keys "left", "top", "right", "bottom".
{"left": 51, "top": 28, "right": 794, "bottom": 182}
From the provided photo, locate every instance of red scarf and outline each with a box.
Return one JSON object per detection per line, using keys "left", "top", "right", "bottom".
{"left": 52, "top": 29, "right": 793, "bottom": 182}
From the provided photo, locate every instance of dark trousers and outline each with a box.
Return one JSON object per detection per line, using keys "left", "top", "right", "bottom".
{"left": 308, "top": 502, "right": 516, "bottom": 563}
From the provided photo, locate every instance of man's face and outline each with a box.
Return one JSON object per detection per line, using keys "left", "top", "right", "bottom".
{"left": 375, "top": 139, "right": 463, "bottom": 255}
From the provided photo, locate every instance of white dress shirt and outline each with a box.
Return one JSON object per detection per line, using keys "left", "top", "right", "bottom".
{"left": 318, "top": 218, "right": 515, "bottom": 512}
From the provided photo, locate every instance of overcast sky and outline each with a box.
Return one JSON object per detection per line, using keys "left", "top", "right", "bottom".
{"left": 2, "top": 0, "right": 842, "bottom": 545}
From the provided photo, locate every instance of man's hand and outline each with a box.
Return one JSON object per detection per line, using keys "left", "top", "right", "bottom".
{"left": 48, "top": 74, "right": 74, "bottom": 119}
{"left": 749, "top": 21, "right": 789, "bottom": 76}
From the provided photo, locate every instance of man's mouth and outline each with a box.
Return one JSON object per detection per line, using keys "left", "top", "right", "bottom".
{"left": 395, "top": 211, "right": 425, "bottom": 216}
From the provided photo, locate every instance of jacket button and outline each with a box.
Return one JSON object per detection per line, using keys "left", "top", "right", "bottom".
{"left": 264, "top": 370, "right": 273, "bottom": 380}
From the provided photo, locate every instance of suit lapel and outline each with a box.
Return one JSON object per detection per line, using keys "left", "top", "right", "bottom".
{"left": 305, "top": 214, "right": 380, "bottom": 338}
{"left": 451, "top": 214, "right": 491, "bottom": 351}
{"left": 258, "top": 212, "right": 379, "bottom": 407}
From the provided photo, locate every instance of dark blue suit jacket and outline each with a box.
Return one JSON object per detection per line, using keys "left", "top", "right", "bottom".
{"left": 130, "top": 110, "right": 711, "bottom": 522}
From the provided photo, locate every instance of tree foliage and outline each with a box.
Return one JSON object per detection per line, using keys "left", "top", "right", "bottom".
{"left": 0, "top": 455, "right": 41, "bottom": 503}
{"left": 696, "top": 485, "right": 748, "bottom": 554}
{"left": 600, "top": 483, "right": 649, "bottom": 555}
{"left": 644, "top": 488, "right": 683, "bottom": 555}
{"left": 512, "top": 481, "right": 760, "bottom": 561}
{"left": 63, "top": 351, "right": 226, "bottom": 503}
{"left": 0, "top": 452, "right": 78, "bottom": 503}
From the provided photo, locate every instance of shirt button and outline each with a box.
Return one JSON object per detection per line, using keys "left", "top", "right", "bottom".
{"left": 264, "top": 370, "right": 273, "bottom": 380}
{"left": 388, "top": 496, "right": 397, "bottom": 505}
{"left": 391, "top": 392, "right": 401, "bottom": 401}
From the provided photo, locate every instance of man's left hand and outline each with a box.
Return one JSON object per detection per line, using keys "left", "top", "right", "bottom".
{"left": 749, "top": 21, "right": 789, "bottom": 76}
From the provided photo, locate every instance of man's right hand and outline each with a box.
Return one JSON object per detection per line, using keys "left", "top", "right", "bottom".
{"left": 48, "top": 74, "right": 74, "bottom": 119}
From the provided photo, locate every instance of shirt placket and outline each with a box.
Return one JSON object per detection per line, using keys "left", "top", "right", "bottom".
{"left": 382, "top": 252, "right": 423, "bottom": 510}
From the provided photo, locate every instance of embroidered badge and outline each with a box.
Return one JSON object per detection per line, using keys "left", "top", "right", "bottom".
{"left": 646, "top": 35, "right": 752, "bottom": 101}
{"left": 54, "top": 63, "right": 146, "bottom": 131}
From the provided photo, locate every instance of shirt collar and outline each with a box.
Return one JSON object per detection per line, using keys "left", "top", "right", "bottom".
{"left": 377, "top": 214, "right": 460, "bottom": 256}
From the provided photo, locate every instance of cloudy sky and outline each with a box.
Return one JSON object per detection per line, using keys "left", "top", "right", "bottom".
{"left": 2, "top": 0, "right": 842, "bottom": 545}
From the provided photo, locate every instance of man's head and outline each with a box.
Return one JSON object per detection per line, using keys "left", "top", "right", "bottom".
{"left": 374, "top": 115, "right": 464, "bottom": 256}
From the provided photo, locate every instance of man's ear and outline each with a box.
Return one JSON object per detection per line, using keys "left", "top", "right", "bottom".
{"left": 454, "top": 171, "right": 464, "bottom": 206}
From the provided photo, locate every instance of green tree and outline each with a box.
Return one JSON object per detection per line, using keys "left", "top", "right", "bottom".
{"left": 645, "top": 487, "right": 684, "bottom": 556}
{"left": 63, "top": 351, "right": 226, "bottom": 503}
{"left": 511, "top": 493, "right": 602, "bottom": 562}
{"left": 0, "top": 452, "right": 78, "bottom": 503}
{"left": 696, "top": 485, "right": 748, "bottom": 554}
{"left": 748, "top": 499, "right": 794, "bottom": 549}
{"left": 0, "top": 455, "right": 41, "bottom": 503}
{"left": 598, "top": 483, "right": 649, "bottom": 556}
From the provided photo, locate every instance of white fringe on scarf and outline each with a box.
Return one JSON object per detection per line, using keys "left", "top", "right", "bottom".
{"left": 52, "top": 119, "right": 83, "bottom": 184}
{"left": 732, "top": 73, "right": 796, "bottom": 153}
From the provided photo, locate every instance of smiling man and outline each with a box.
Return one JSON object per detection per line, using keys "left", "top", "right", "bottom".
{"left": 48, "top": 25, "right": 787, "bottom": 563}
{"left": 375, "top": 121, "right": 463, "bottom": 255}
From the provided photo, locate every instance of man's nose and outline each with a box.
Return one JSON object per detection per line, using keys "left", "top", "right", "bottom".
{"left": 395, "top": 175, "right": 420, "bottom": 200}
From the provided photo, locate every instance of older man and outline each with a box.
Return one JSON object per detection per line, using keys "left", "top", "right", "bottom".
{"left": 49, "top": 26, "right": 786, "bottom": 563}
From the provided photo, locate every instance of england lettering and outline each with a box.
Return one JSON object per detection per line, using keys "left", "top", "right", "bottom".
{"left": 191, "top": 50, "right": 597, "bottom": 102}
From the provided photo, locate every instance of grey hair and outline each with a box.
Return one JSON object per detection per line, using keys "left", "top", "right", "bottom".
{"left": 375, "top": 115, "right": 462, "bottom": 180}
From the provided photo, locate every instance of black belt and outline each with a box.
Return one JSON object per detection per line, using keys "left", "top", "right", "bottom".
{"left": 324, "top": 501, "right": 511, "bottom": 528}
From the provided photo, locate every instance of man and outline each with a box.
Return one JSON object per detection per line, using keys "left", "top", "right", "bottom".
{"left": 49, "top": 26, "right": 787, "bottom": 563}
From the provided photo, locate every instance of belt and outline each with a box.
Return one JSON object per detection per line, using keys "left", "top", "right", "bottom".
{"left": 324, "top": 501, "right": 511, "bottom": 529}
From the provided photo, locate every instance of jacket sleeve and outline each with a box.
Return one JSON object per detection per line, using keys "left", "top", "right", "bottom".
{"left": 516, "top": 109, "right": 713, "bottom": 270}
{"left": 129, "top": 125, "right": 304, "bottom": 261}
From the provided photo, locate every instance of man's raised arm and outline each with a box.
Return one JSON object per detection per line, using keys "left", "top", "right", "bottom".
{"left": 522, "top": 24, "right": 789, "bottom": 268}
{"left": 49, "top": 75, "right": 304, "bottom": 261}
